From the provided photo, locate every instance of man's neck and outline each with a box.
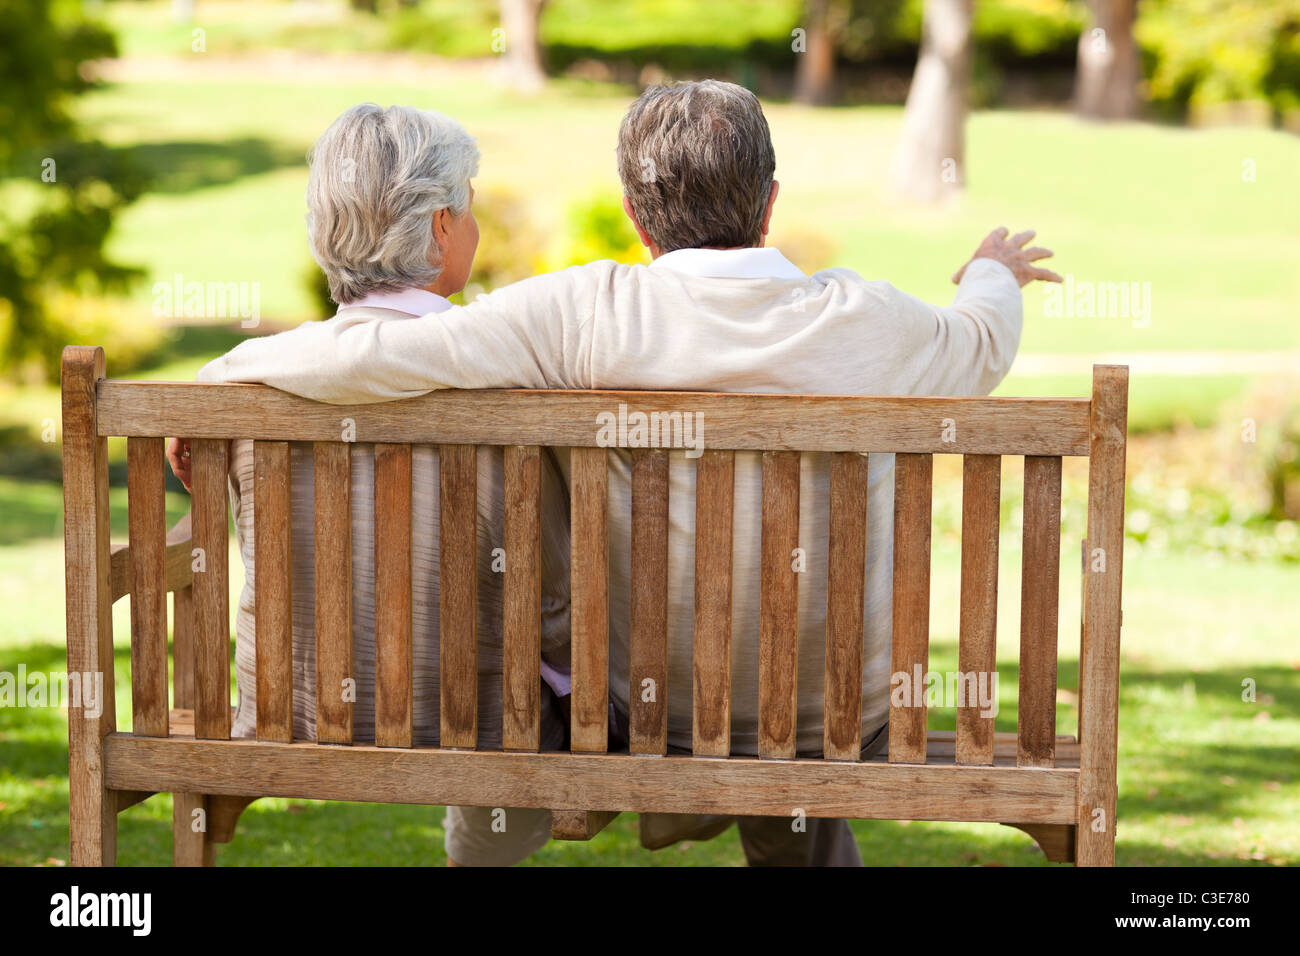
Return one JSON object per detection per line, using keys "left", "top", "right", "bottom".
{"left": 650, "top": 240, "right": 765, "bottom": 260}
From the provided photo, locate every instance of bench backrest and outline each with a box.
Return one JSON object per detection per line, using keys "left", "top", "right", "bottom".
{"left": 63, "top": 346, "right": 1128, "bottom": 858}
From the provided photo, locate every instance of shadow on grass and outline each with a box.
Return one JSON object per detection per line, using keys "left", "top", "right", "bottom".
{"left": 113, "top": 138, "right": 304, "bottom": 195}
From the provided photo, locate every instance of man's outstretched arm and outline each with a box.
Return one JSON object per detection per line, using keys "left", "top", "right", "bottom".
{"left": 879, "top": 227, "right": 1061, "bottom": 398}
{"left": 197, "top": 264, "right": 606, "bottom": 402}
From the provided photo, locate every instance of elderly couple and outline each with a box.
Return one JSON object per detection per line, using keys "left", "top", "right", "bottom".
{"left": 169, "top": 79, "right": 1060, "bottom": 866}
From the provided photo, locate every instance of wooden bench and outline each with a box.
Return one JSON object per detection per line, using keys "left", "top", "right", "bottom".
{"left": 62, "top": 345, "right": 1129, "bottom": 866}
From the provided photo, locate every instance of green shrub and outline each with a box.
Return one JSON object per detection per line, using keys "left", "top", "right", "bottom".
{"left": 558, "top": 193, "right": 645, "bottom": 268}
{"left": 1139, "top": 0, "right": 1300, "bottom": 116}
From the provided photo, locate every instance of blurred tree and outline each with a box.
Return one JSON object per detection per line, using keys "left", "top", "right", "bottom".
{"left": 1075, "top": 0, "right": 1140, "bottom": 119}
{"left": 794, "top": 0, "right": 840, "bottom": 105}
{"left": 351, "top": 0, "right": 378, "bottom": 13}
{"left": 0, "top": 0, "right": 146, "bottom": 382}
{"left": 500, "top": 0, "right": 548, "bottom": 91}
{"left": 892, "top": 0, "right": 972, "bottom": 202}
{"left": 793, "top": 0, "right": 907, "bottom": 105}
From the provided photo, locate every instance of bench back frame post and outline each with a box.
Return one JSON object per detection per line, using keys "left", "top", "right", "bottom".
{"left": 61, "top": 345, "right": 118, "bottom": 866}
{"left": 1076, "top": 364, "right": 1129, "bottom": 865}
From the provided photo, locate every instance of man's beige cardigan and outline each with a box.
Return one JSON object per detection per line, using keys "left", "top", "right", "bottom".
{"left": 203, "top": 250, "right": 1023, "bottom": 754}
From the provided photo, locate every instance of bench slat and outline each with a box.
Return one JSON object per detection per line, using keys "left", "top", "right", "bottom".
{"left": 692, "top": 449, "right": 735, "bottom": 757}
{"left": 127, "top": 437, "right": 169, "bottom": 737}
{"left": 97, "top": 383, "right": 1092, "bottom": 456}
{"left": 889, "top": 453, "right": 932, "bottom": 764}
{"left": 254, "top": 441, "right": 293, "bottom": 743}
{"left": 439, "top": 444, "right": 478, "bottom": 749}
{"left": 1019, "top": 455, "right": 1063, "bottom": 768}
{"left": 106, "top": 735, "right": 1081, "bottom": 825}
{"left": 629, "top": 448, "right": 669, "bottom": 755}
{"left": 172, "top": 584, "right": 195, "bottom": 711}
{"left": 957, "top": 454, "right": 1001, "bottom": 766}
{"left": 503, "top": 445, "right": 542, "bottom": 751}
{"left": 569, "top": 447, "right": 609, "bottom": 753}
{"left": 759, "top": 450, "right": 800, "bottom": 759}
{"left": 374, "top": 443, "right": 413, "bottom": 748}
{"left": 825, "top": 452, "right": 867, "bottom": 761}
{"left": 314, "top": 442, "right": 353, "bottom": 744}
{"left": 191, "top": 438, "right": 231, "bottom": 740}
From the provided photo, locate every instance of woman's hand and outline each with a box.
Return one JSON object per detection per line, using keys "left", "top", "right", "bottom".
{"left": 166, "top": 437, "right": 193, "bottom": 493}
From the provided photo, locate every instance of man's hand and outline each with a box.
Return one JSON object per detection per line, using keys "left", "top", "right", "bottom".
{"left": 952, "top": 227, "right": 1063, "bottom": 288}
{"left": 166, "top": 437, "right": 193, "bottom": 493}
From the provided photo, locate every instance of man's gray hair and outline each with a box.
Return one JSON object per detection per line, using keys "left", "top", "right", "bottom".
{"left": 616, "top": 80, "right": 775, "bottom": 253}
{"left": 306, "top": 104, "right": 479, "bottom": 304}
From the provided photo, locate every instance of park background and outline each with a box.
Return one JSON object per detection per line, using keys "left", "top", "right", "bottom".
{"left": 0, "top": 0, "right": 1297, "bottom": 865}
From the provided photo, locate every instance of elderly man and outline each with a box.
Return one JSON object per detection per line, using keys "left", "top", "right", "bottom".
{"left": 198, "top": 80, "right": 1060, "bottom": 866}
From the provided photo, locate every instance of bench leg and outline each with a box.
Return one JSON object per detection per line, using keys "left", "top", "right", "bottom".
{"left": 209, "top": 795, "right": 258, "bottom": 844}
{"left": 551, "top": 809, "right": 620, "bottom": 841}
{"left": 1004, "top": 822, "right": 1077, "bottom": 863}
{"left": 173, "top": 794, "right": 259, "bottom": 865}
{"left": 173, "top": 793, "right": 213, "bottom": 866}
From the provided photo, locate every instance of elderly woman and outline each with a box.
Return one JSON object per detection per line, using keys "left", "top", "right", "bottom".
{"left": 170, "top": 104, "right": 572, "bottom": 867}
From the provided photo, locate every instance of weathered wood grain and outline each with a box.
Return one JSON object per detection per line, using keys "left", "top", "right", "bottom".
{"left": 503, "top": 445, "right": 542, "bottom": 751}
{"left": 1019, "top": 455, "right": 1063, "bottom": 768}
{"left": 439, "top": 443, "right": 478, "bottom": 749}
{"left": 825, "top": 452, "right": 868, "bottom": 761}
{"left": 97, "top": 383, "right": 1092, "bottom": 456}
{"left": 374, "top": 443, "right": 413, "bottom": 748}
{"left": 956, "top": 454, "right": 1000, "bottom": 766}
{"left": 629, "top": 448, "right": 668, "bottom": 755}
{"left": 62, "top": 346, "right": 117, "bottom": 865}
{"left": 759, "top": 450, "right": 800, "bottom": 760}
{"left": 314, "top": 442, "right": 353, "bottom": 744}
{"left": 692, "top": 449, "right": 734, "bottom": 757}
{"left": 190, "top": 438, "right": 230, "bottom": 741}
{"left": 1076, "top": 365, "right": 1129, "bottom": 867}
{"left": 254, "top": 441, "right": 293, "bottom": 743}
{"left": 889, "top": 453, "right": 932, "bottom": 765}
{"left": 127, "top": 436, "right": 169, "bottom": 737}
{"left": 569, "top": 447, "right": 609, "bottom": 753}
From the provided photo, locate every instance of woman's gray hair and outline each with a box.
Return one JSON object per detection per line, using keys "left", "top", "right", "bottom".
{"left": 306, "top": 103, "right": 479, "bottom": 303}
{"left": 616, "top": 80, "right": 775, "bottom": 253}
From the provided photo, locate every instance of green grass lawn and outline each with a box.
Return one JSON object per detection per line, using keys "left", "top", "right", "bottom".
{"left": 79, "top": 72, "right": 1300, "bottom": 357}
{"left": 2, "top": 473, "right": 1295, "bottom": 866}
{"left": 0, "top": 60, "right": 1290, "bottom": 445}
{"left": 1, "top": 36, "right": 1294, "bottom": 442}
{"left": 3, "top": 10, "right": 1298, "bottom": 866}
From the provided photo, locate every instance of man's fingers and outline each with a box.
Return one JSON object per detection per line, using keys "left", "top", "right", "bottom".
{"left": 1030, "top": 268, "right": 1064, "bottom": 283}
{"left": 1009, "top": 229, "right": 1036, "bottom": 249}
{"left": 1023, "top": 246, "right": 1054, "bottom": 262}
{"left": 990, "top": 226, "right": 1009, "bottom": 241}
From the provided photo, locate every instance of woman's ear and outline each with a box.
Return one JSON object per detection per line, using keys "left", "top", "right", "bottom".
{"left": 431, "top": 207, "right": 451, "bottom": 252}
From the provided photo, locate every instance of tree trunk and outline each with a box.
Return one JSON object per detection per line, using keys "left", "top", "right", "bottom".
{"left": 794, "top": 0, "right": 836, "bottom": 106}
{"left": 500, "top": 0, "right": 548, "bottom": 93}
{"left": 892, "top": 0, "right": 973, "bottom": 202}
{"left": 1075, "top": 0, "right": 1141, "bottom": 119}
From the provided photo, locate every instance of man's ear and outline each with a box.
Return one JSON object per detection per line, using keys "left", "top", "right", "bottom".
{"left": 622, "top": 195, "right": 656, "bottom": 251}
{"left": 761, "top": 180, "right": 780, "bottom": 238}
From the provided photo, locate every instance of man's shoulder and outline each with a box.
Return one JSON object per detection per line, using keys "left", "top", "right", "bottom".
{"left": 804, "top": 266, "right": 915, "bottom": 316}
{"left": 810, "top": 265, "right": 898, "bottom": 293}
{"left": 461, "top": 259, "right": 637, "bottom": 310}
